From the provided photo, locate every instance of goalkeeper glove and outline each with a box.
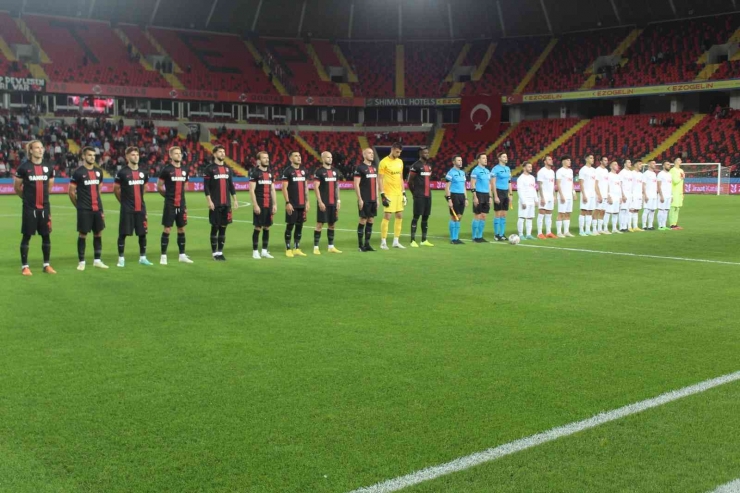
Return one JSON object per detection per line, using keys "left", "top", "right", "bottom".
{"left": 381, "top": 193, "right": 391, "bottom": 207}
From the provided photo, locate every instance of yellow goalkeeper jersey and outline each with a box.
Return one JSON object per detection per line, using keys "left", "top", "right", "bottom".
{"left": 378, "top": 155, "right": 404, "bottom": 196}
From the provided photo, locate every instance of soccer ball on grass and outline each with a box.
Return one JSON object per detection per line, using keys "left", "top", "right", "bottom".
{"left": 508, "top": 234, "right": 521, "bottom": 245}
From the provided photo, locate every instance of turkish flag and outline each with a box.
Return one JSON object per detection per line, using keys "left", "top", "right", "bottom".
{"left": 457, "top": 94, "right": 502, "bottom": 143}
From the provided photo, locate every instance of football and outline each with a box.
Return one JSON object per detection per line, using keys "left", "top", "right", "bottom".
{"left": 508, "top": 234, "right": 521, "bottom": 245}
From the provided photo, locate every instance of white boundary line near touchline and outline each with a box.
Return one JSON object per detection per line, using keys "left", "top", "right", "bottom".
{"left": 16, "top": 206, "right": 740, "bottom": 266}
{"left": 348, "top": 370, "right": 740, "bottom": 493}
{"left": 710, "top": 478, "right": 740, "bottom": 493}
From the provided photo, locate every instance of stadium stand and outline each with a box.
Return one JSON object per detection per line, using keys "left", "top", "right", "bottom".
{"left": 404, "top": 41, "right": 462, "bottom": 97}
{"left": 258, "top": 39, "right": 340, "bottom": 96}
{"left": 664, "top": 110, "right": 740, "bottom": 172}
{"left": 338, "top": 41, "right": 395, "bottom": 97}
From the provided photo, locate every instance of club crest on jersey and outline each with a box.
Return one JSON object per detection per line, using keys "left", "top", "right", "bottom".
{"left": 181, "top": 171, "right": 186, "bottom": 176}
{"left": 43, "top": 166, "right": 49, "bottom": 173}
{"left": 96, "top": 172, "right": 100, "bottom": 178}
{"left": 139, "top": 172, "right": 144, "bottom": 179}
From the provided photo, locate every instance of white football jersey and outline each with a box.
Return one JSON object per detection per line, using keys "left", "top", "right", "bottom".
{"left": 556, "top": 167, "right": 574, "bottom": 197}
{"left": 619, "top": 169, "right": 633, "bottom": 196}
{"left": 607, "top": 172, "right": 622, "bottom": 199}
{"left": 643, "top": 170, "right": 658, "bottom": 197}
{"left": 657, "top": 170, "right": 673, "bottom": 198}
{"left": 579, "top": 166, "right": 596, "bottom": 194}
{"left": 631, "top": 170, "right": 643, "bottom": 199}
{"left": 536, "top": 167, "right": 555, "bottom": 199}
{"left": 517, "top": 174, "right": 537, "bottom": 201}
{"left": 595, "top": 166, "right": 610, "bottom": 195}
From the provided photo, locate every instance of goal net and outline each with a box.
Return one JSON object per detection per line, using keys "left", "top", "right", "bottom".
{"left": 681, "top": 163, "right": 730, "bottom": 195}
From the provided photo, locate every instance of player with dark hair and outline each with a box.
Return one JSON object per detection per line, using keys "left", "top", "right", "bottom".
{"left": 203, "top": 145, "right": 238, "bottom": 261}
{"left": 470, "top": 152, "right": 492, "bottom": 242}
{"left": 114, "top": 147, "right": 152, "bottom": 267}
{"left": 378, "top": 142, "right": 406, "bottom": 249}
{"left": 354, "top": 147, "right": 379, "bottom": 252}
{"left": 492, "top": 151, "right": 512, "bottom": 241}
{"left": 249, "top": 151, "right": 276, "bottom": 259}
{"left": 313, "top": 151, "right": 342, "bottom": 254}
{"left": 407, "top": 146, "right": 434, "bottom": 247}
{"left": 14, "top": 139, "right": 55, "bottom": 275}
{"left": 158, "top": 146, "right": 193, "bottom": 265}
{"left": 578, "top": 153, "right": 596, "bottom": 236}
{"left": 281, "top": 150, "right": 310, "bottom": 257}
{"left": 444, "top": 155, "right": 468, "bottom": 244}
{"left": 69, "top": 146, "right": 108, "bottom": 270}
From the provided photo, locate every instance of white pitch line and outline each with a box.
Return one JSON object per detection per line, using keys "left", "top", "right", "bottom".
{"left": 710, "top": 479, "right": 740, "bottom": 493}
{"left": 348, "top": 370, "right": 740, "bottom": 493}
{"left": 515, "top": 244, "right": 740, "bottom": 266}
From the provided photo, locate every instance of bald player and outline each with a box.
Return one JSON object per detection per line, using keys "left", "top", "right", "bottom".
{"left": 312, "top": 151, "right": 342, "bottom": 254}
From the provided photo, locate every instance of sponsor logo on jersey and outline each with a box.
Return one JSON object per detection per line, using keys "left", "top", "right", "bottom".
{"left": 84, "top": 179, "right": 100, "bottom": 186}
{"left": 293, "top": 177, "right": 306, "bottom": 182}
{"left": 28, "top": 175, "right": 49, "bottom": 181}
{"left": 128, "top": 180, "right": 145, "bottom": 186}
{"left": 420, "top": 172, "right": 432, "bottom": 177}
{"left": 258, "top": 180, "right": 272, "bottom": 185}
{"left": 170, "top": 176, "right": 187, "bottom": 182}
{"left": 325, "top": 177, "right": 337, "bottom": 182}
{"left": 213, "top": 174, "right": 229, "bottom": 179}
{"left": 366, "top": 174, "right": 377, "bottom": 178}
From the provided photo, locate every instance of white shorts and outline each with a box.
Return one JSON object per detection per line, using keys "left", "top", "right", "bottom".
{"left": 596, "top": 198, "right": 608, "bottom": 211}
{"left": 558, "top": 199, "right": 573, "bottom": 214}
{"left": 607, "top": 199, "right": 621, "bottom": 214}
{"left": 518, "top": 200, "right": 535, "bottom": 219}
{"left": 619, "top": 199, "right": 630, "bottom": 211}
{"left": 658, "top": 196, "right": 672, "bottom": 210}
{"left": 644, "top": 197, "right": 657, "bottom": 210}
{"left": 539, "top": 198, "right": 554, "bottom": 211}
{"left": 630, "top": 197, "right": 643, "bottom": 210}
{"left": 580, "top": 194, "right": 595, "bottom": 211}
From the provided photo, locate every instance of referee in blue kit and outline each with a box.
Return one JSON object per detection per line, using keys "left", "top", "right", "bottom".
{"left": 492, "top": 152, "right": 513, "bottom": 241}
{"left": 444, "top": 155, "right": 468, "bottom": 244}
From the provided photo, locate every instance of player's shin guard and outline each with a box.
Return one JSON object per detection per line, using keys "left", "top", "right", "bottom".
{"left": 160, "top": 232, "right": 170, "bottom": 255}
{"left": 364, "top": 223, "right": 373, "bottom": 246}
{"left": 294, "top": 223, "right": 303, "bottom": 249}
{"left": 41, "top": 235, "right": 51, "bottom": 264}
{"left": 393, "top": 218, "right": 402, "bottom": 240}
{"left": 210, "top": 226, "right": 218, "bottom": 253}
{"left": 449, "top": 220, "right": 455, "bottom": 240}
{"left": 525, "top": 219, "right": 533, "bottom": 237}
{"left": 545, "top": 214, "right": 552, "bottom": 234}
{"left": 177, "top": 233, "right": 186, "bottom": 254}
{"left": 138, "top": 235, "right": 147, "bottom": 256}
{"left": 556, "top": 220, "right": 563, "bottom": 235}
{"left": 472, "top": 219, "right": 478, "bottom": 239}
{"left": 78, "top": 237, "right": 86, "bottom": 262}
{"left": 579, "top": 215, "right": 585, "bottom": 233}
{"left": 313, "top": 230, "right": 321, "bottom": 247}
{"left": 585, "top": 215, "right": 593, "bottom": 232}
{"left": 20, "top": 234, "right": 30, "bottom": 267}
{"left": 421, "top": 216, "right": 429, "bottom": 242}
{"left": 357, "top": 223, "right": 365, "bottom": 247}
{"left": 117, "top": 235, "right": 126, "bottom": 256}
{"left": 564, "top": 219, "right": 571, "bottom": 233}
{"left": 93, "top": 236, "right": 102, "bottom": 260}
{"left": 632, "top": 212, "right": 639, "bottom": 229}
{"left": 262, "top": 229, "right": 270, "bottom": 250}
{"left": 517, "top": 218, "right": 524, "bottom": 236}
{"left": 217, "top": 226, "right": 226, "bottom": 253}
{"left": 252, "top": 230, "right": 260, "bottom": 250}
{"left": 537, "top": 214, "right": 544, "bottom": 235}
{"left": 501, "top": 217, "right": 507, "bottom": 236}
{"left": 492, "top": 217, "right": 500, "bottom": 236}
{"left": 327, "top": 229, "right": 335, "bottom": 247}
{"left": 285, "top": 224, "right": 294, "bottom": 249}
{"left": 454, "top": 222, "right": 461, "bottom": 240}
{"left": 669, "top": 207, "right": 679, "bottom": 226}
{"left": 380, "top": 218, "right": 389, "bottom": 240}
{"left": 410, "top": 216, "right": 419, "bottom": 242}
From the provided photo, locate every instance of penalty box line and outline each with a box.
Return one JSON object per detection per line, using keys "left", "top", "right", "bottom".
{"left": 348, "top": 370, "right": 740, "bottom": 493}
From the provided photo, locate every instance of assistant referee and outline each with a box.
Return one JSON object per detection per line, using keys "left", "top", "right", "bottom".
{"left": 492, "top": 152, "right": 513, "bottom": 241}
{"left": 445, "top": 155, "right": 468, "bottom": 244}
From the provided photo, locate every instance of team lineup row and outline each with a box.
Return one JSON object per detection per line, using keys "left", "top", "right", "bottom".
{"left": 12, "top": 141, "right": 686, "bottom": 275}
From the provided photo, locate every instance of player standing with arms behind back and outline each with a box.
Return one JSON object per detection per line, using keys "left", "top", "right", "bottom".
{"left": 378, "top": 142, "right": 406, "bottom": 250}
{"left": 445, "top": 155, "right": 468, "bottom": 244}
{"left": 578, "top": 154, "right": 596, "bottom": 236}
{"left": 312, "top": 151, "right": 342, "bottom": 255}
{"left": 657, "top": 161, "right": 673, "bottom": 230}
{"left": 555, "top": 155, "right": 576, "bottom": 237}
{"left": 594, "top": 156, "right": 610, "bottom": 234}
{"left": 492, "top": 152, "right": 513, "bottom": 241}
{"left": 114, "top": 147, "right": 152, "bottom": 267}
{"left": 407, "top": 146, "right": 434, "bottom": 247}
{"left": 203, "top": 145, "right": 238, "bottom": 261}
{"left": 69, "top": 146, "right": 108, "bottom": 270}
{"left": 281, "top": 151, "right": 310, "bottom": 257}
{"left": 249, "top": 151, "right": 276, "bottom": 259}
{"left": 536, "top": 155, "right": 556, "bottom": 239}
{"left": 517, "top": 162, "right": 536, "bottom": 240}
{"left": 669, "top": 157, "right": 685, "bottom": 230}
{"left": 354, "top": 148, "right": 379, "bottom": 252}
{"left": 158, "top": 146, "right": 193, "bottom": 265}
{"left": 630, "top": 160, "right": 644, "bottom": 232}
{"left": 641, "top": 160, "right": 658, "bottom": 230}
{"left": 15, "top": 140, "right": 55, "bottom": 275}
{"left": 618, "top": 159, "right": 633, "bottom": 232}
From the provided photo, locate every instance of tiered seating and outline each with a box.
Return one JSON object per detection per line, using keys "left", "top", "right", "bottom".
{"left": 338, "top": 41, "right": 395, "bottom": 97}
{"left": 611, "top": 15, "right": 740, "bottom": 87}
{"left": 24, "top": 15, "right": 169, "bottom": 87}
{"left": 259, "top": 39, "right": 339, "bottom": 96}
{"left": 365, "top": 131, "right": 429, "bottom": 148}
{"left": 433, "top": 123, "right": 511, "bottom": 172}
{"left": 118, "top": 25, "right": 159, "bottom": 57}
{"left": 486, "top": 118, "right": 577, "bottom": 165}
{"left": 312, "top": 40, "right": 342, "bottom": 68}
{"left": 299, "top": 132, "right": 363, "bottom": 165}
{"left": 0, "top": 12, "right": 28, "bottom": 45}
{"left": 148, "top": 28, "right": 276, "bottom": 94}
{"left": 526, "top": 28, "right": 630, "bottom": 93}
{"left": 463, "top": 37, "right": 551, "bottom": 96}
{"left": 211, "top": 130, "right": 297, "bottom": 175}
{"left": 553, "top": 113, "right": 692, "bottom": 169}
{"left": 664, "top": 112, "right": 740, "bottom": 170}
{"left": 404, "top": 41, "right": 462, "bottom": 97}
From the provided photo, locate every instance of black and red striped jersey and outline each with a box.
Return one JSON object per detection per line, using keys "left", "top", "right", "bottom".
{"left": 71, "top": 166, "right": 103, "bottom": 212}
{"left": 249, "top": 166, "right": 273, "bottom": 209}
{"left": 203, "top": 163, "right": 236, "bottom": 207}
{"left": 15, "top": 160, "right": 54, "bottom": 210}
{"left": 408, "top": 160, "right": 432, "bottom": 198}
{"left": 313, "top": 166, "right": 339, "bottom": 206}
{"left": 115, "top": 166, "right": 148, "bottom": 213}
{"left": 159, "top": 164, "right": 188, "bottom": 208}
{"left": 281, "top": 165, "right": 308, "bottom": 208}
{"left": 353, "top": 163, "right": 378, "bottom": 203}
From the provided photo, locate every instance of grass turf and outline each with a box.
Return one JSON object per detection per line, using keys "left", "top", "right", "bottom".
{"left": 0, "top": 191, "right": 738, "bottom": 492}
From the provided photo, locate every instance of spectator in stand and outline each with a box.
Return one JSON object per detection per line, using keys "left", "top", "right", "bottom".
{"left": 0, "top": 159, "right": 7, "bottom": 178}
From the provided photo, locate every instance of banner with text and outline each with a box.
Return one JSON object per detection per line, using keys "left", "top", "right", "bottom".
{"left": 1, "top": 76, "right": 45, "bottom": 92}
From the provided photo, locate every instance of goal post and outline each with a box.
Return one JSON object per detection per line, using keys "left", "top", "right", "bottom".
{"left": 681, "top": 163, "right": 728, "bottom": 195}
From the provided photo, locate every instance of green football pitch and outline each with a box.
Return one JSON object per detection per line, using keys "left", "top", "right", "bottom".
{"left": 0, "top": 191, "right": 739, "bottom": 493}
